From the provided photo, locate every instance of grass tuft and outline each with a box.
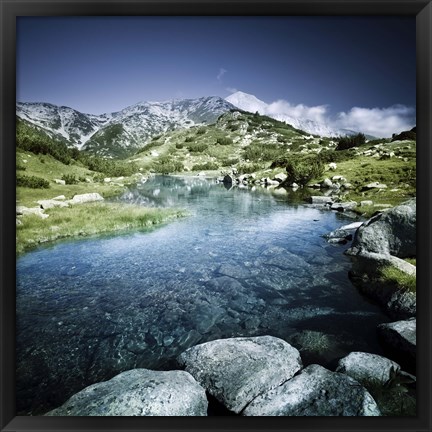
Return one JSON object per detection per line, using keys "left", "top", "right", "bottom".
{"left": 16, "top": 203, "right": 187, "bottom": 255}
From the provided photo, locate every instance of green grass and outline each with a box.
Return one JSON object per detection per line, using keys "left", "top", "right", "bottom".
{"left": 379, "top": 265, "right": 416, "bottom": 293}
{"left": 16, "top": 203, "right": 187, "bottom": 255}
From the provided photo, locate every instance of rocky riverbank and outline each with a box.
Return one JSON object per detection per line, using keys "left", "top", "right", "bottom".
{"left": 45, "top": 335, "right": 415, "bottom": 416}
{"left": 323, "top": 198, "right": 417, "bottom": 373}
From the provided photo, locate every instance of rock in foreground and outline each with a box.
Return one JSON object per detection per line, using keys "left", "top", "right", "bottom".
{"left": 347, "top": 198, "right": 416, "bottom": 257}
{"left": 378, "top": 318, "right": 416, "bottom": 362}
{"left": 45, "top": 369, "right": 207, "bottom": 416}
{"left": 243, "top": 364, "right": 380, "bottom": 416}
{"left": 336, "top": 352, "right": 400, "bottom": 387}
{"left": 177, "top": 336, "right": 302, "bottom": 413}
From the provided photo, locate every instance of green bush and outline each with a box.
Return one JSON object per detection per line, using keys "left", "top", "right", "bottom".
{"left": 216, "top": 137, "right": 233, "bottom": 145}
{"left": 184, "top": 136, "right": 194, "bottom": 143}
{"left": 61, "top": 173, "right": 79, "bottom": 185}
{"left": 154, "top": 157, "right": 184, "bottom": 174}
{"left": 16, "top": 164, "right": 26, "bottom": 171}
{"left": 16, "top": 119, "right": 73, "bottom": 165}
{"left": 336, "top": 133, "right": 366, "bottom": 150}
{"left": 221, "top": 157, "right": 240, "bottom": 166}
{"left": 196, "top": 127, "right": 206, "bottom": 135}
{"left": 284, "top": 155, "right": 324, "bottom": 186}
{"left": 175, "top": 143, "right": 184, "bottom": 149}
{"left": 192, "top": 162, "right": 219, "bottom": 171}
{"left": 17, "top": 174, "right": 50, "bottom": 189}
{"left": 244, "top": 143, "right": 282, "bottom": 162}
{"left": 187, "top": 142, "right": 208, "bottom": 153}
{"left": 391, "top": 130, "right": 416, "bottom": 142}
{"left": 236, "top": 162, "right": 262, "bottom": 174}
{"left": 78, "top": 154, "right": 138, "bottom": 177}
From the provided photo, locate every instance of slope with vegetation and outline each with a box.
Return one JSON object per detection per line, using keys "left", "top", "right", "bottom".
{"left": 16, "top": 118, "right": 186, "bottom": 254}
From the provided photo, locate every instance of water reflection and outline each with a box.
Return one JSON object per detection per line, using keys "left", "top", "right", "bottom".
{"left": 16, "top": 175, "right": 389, "bottom": 415}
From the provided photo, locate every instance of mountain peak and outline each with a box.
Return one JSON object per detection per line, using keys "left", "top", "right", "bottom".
{"left": 225, "top": 91, "right": 267, "bottom": 114}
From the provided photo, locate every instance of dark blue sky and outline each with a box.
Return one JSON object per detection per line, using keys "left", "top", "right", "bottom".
{"left": 17, "top": 16, "right": 415, "bottom": 115}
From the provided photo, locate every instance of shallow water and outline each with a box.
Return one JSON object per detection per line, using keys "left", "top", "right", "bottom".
{"left": 16, "top": 175, "right": 390, "bottom": 414}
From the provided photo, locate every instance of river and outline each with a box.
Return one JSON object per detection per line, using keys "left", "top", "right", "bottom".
{"left": 16, "top": 175, "right": 390, "bottom": 415}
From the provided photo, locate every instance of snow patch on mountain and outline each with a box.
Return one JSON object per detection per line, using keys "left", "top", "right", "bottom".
{"left": 16, "top": 96, "right": 235, "bottom": 157}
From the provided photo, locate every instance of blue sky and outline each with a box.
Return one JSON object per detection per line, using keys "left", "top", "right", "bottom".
{"left": 16, "top": 16, "right": 416, "bottom": 135}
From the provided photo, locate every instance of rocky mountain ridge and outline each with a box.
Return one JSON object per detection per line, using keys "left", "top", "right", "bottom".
{"left": 16, "top": 96, "right": 236, "bottom": 158}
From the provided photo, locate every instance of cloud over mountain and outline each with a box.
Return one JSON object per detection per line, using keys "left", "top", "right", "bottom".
{"left": 226, "top": 91, "right": 415, "bottom": 137}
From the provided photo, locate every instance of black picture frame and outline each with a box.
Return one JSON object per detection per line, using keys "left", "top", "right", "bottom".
{"left": 1, "top": 1, "right": 431, "bottom": 431}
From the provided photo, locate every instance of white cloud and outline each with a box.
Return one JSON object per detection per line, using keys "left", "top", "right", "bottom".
{"left": 226, "top": 91, "right": 415, "bottom": 137}
{"left": 225, "top": 86, "right": 238, "bottom": 93}
{"left": 333, "top": 105, "right": 416, "bottom": 137}
{"left": 217, "top": 68, "right": 227, "bottom": 82}
{"left": 266, "top": 99, "right": 329, "bottom": 124}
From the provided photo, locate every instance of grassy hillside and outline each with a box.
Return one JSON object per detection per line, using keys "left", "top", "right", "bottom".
{"left": 126, "top": 110, "right": 416, "bottom": 215}
{"left": 16, "top": 110, "right": 416, "bottom": 253}
{"left": 16, "top": 121, "right": 186, "bottom": 254}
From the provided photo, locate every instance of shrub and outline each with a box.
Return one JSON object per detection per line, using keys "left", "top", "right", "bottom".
{"left": 187, "top": 142, "right": 208, "bottom": 153}
{"left": 175, "top": 143, "right": 184, "bottom": 149}
{"left": 184, "top": 136, "right": 194, "bottom": 143}
{"left": 236, "top": 162, "right": 262, "bottom": 174}
{"left": 154, "top": 157, "right": 184, "bottom": 174}
{"left": 16, "top": 164, "right": 26, "bottom": 171}
{"left": 196, "top": 127, "right": 206, "bottom": 135}
{"left": 391, "top": 130, "right": 416, "bottom": 142}
{"left": 192, "top": 162, "right": 219, "bottom": 171}
{"left": 78, "top": 154, "right": 138, "bottom": 177}
{"left": 244, "top": 143, "right": 282, "bottom": 162}
{"left": 284, "top": 155, "right": 324, "bottom": 186}
{"left": 16, "top": 120, "right": 73, "bottom": 165}
{"left": 336, "top": 133, "right": 366, "bottom": 150}
{"left": 221, "top": 157, "right": 240, "bottom": 166}
{"left": 17, "top": 174, "right": 50, "bottom": 189}
{"left": 61, "top": 173, "right": 79, "bottom": 185}
{"left": 216, "top": 137, "right": 233, "bottom": 145}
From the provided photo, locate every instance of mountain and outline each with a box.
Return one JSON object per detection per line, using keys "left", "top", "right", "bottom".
{"left": 225, "top": 91, "right": 358, "bottom": 138}
{"left": 16, "top": 97, "right": 235, "bottom": 158}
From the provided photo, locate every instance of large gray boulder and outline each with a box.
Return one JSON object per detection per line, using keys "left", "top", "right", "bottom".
{"left": 336, "top": 352, "right": 401, "bottom": 387}
{"left": 68, "top": 192, "right": 104, "bottom": 205}
{"left": 377, "top": 318, "right": 416, "bottom": 361}
{"left": 243, "top": 364, "right": 380, "bottom": 416}
{"left": 45, "top": 369, "right": 207, "bottom": 416}
{"left": 347, "top": 251, "right": 416, "bottom": 320}
{"left": 347, "top": 198, "right": 416, "bottom": 258}
{"left": 177, "top": 336, "right": 302, "bottom": 414}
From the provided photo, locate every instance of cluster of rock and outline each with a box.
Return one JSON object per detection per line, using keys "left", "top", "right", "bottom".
{"left": 219, "top": 171, "right": 289, "bottom": 188}
{"left": 345, "top": 198, "right": 416, "bottom": 320}
{"left": 46, "top": 335, "right": 417, "bottom": 417}
{"left": 321, "top": 199, "right": 416, "bottom": 371}
{"left": 354, "top": 142, "right": 412, "bottom": 161}
{"left": 16, "top": 193, "right": 104, "bottom": 224}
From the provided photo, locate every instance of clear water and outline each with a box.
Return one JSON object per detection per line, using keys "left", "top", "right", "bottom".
{"left": 16, "top": 175, "right": 390, "bottom": 414}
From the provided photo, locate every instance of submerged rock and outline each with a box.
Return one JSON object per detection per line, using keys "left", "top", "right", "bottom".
{"left": 45, "top": 369, "right": 207, "bottom": 416}
{"left": 243, "top": 364, "right": 380, "bottom": 416}
{"left": 336, "top": 352, "right": 401, "bottom": 387}
{"left": 177, "top": 336, "right": 302, "bottom": 414}
{"left": 309, "top": 196, "right": 333, "bottom": 205}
